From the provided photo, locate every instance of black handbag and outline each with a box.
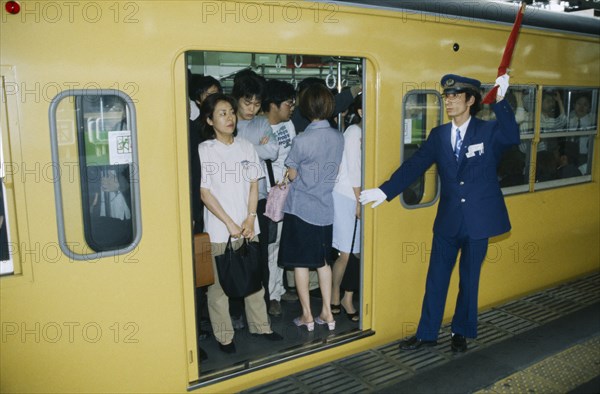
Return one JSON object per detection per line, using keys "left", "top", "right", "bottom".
{"left": 215, "top": 236, "right": 262, "bottom": 298}
{"left": 341, "top": 218, "right": 360, "bottom": 292}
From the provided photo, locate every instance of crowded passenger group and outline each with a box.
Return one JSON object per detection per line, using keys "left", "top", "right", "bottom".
{"left": 188, "top": 69, "right": 363, "bottom": 356}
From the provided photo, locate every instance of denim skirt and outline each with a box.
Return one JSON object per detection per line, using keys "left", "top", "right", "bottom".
{"left": 278, "top": 213, "right": 333, "bottom": 269}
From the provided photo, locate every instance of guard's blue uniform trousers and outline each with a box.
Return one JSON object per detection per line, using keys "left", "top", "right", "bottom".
{"left": 416, "top": 221, "right": 488, "bottom": 340}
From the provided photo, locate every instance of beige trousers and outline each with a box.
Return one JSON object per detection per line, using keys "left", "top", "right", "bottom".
{"left": 207, "top": 237, "right": 272, "bottom": 344}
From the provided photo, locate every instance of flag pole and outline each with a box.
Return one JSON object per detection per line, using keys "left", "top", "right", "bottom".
{"left": 482, "top": 2, "right": 526, "bottom": 104}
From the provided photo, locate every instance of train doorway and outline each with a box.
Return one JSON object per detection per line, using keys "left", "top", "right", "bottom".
{"left": 184, "top": 51, "right": 371, "bottom": 383}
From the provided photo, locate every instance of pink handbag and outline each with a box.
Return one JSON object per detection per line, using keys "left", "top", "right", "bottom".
{"left": 264, "top": 172, "right": 290, "bottom": 222}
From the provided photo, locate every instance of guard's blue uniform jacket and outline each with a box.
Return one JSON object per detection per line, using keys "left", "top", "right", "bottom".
{"left": 380, "top": 99, "right": 520, "bottom": 240}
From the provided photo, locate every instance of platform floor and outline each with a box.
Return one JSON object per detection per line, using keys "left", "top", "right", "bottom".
{"left": 243, "top": 272, "right": 600, "bottom": 393}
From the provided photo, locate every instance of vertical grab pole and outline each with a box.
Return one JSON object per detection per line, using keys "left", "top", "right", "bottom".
{"left": 337, "top": 61, "right": 343, "bottom": 132}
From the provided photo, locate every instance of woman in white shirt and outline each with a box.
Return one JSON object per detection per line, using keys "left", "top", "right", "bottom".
{"left": 331, "top": 96, "right": 362, "bottom": 323}
{"left": 540, "top": 91, "right": 567, "bottom": 132}
{"left": 198, "top": 94, "right": 282, "bottom": 354}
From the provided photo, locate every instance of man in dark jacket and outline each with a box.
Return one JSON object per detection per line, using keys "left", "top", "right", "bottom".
{"left": 361, "top": 74, "right": 518, "bottom": 352}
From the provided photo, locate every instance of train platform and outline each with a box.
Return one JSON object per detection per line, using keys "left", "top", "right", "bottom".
{"left": 244, "top": 272, "right": 600, "bottom": 393}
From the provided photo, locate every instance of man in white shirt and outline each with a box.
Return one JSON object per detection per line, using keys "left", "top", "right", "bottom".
{"left": 262, "top": 79, "right": 301, "bottom": 316}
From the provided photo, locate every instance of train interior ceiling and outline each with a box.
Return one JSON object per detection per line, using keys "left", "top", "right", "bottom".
{"left": 187, "top": 51, "right": 362, "bottom": 93}
{"left": 186, "top": 51, "right": 368, "bottom": 381}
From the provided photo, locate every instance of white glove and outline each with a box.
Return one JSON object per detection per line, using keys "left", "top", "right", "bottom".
{"left": 359, "top": 188, "right": 387, "bottom": 208}
{"left": 495, "top": 74, "right": 510, "bottom": 98}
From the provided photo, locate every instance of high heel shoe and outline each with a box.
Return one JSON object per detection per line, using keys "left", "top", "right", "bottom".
{"left": 342, "top": 305, "right": 359, "bottom": 323}
{"left": 331, "top": 304, "right": 341, "bottom": 315}
{"left": 293, "top": 317, "right": 315, "bottom": 332}
{"left": 315, "top": 316, "right": 336, "bottom": 330}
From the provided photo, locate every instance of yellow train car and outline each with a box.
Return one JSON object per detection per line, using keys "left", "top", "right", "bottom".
{"left": 1, "top": 1, "right": 598, "bottom": 392}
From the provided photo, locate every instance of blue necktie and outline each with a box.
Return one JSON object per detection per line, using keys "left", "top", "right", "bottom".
{"left": 454, "top": 128, "right": 462, "bottom": 160}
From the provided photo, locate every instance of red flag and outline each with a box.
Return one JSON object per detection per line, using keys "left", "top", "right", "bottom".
{"left": 482, "top": 2, "right": 526, "bottom": 104}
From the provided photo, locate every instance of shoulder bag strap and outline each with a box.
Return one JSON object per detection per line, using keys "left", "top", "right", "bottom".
{"left": 265, "top": 159, "right": 276, "bottom": 187}
{"left": 349, "top": 217, "right": 358, "bottom": 254}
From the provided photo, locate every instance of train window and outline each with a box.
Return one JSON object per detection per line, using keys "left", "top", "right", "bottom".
{"left": 49, "top": 90, "right": 141, "bottom": 260}
{"left": 535, "top": 87, "right": 597, "bottom": 189}
{"left": 401, "top": 91, "right": 442, "bottom": 206}
{"left": 477, "top": 85, "right": 537, "bottom": 194}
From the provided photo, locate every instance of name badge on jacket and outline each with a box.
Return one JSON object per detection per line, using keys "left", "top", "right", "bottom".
{"left": 465, "top": 143, "right": 484, "bottom": 158}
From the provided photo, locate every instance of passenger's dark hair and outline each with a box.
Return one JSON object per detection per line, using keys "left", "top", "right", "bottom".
{"left": 199, "top": 93, "right": 238, "bottom": 140}
{"left": 188, "top": 70, "right": 197, "bottom": 100}
{"left": 572, "top": 92, "right": 591, "bottom": 108}
{"left": 297, "top": 77, "right": 327, "bottom": 94}
{"left": 536, "top": 150, "right": 558, "bottom": 182}
{"left": 261, "top": 79, "right": 296, "bottom": 112}
{"left": 345, "top": 93, "right": 363, "bottom": 127}
{"left": 542, "top": 91, "right": 561, "bottom": 118}
{"left": 298, "top": 83, "right": 335, "bottom": 121}
{"left": 558, "top": 139, "right": 580, "bottom": 166}
{"left": 192, "top": 76, "right": 222, "bottom": 102}
{"left": 232, "top": 70, "right": 265, "bottom": 101}
{"left": 466, "top": 89, "right": 482, "bottom": 116}
{"left": 233, "top": 69, "right": 265, "bottom": 85}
